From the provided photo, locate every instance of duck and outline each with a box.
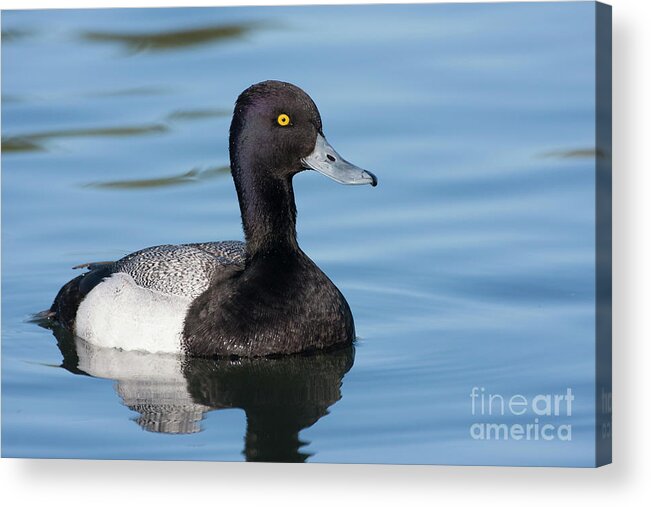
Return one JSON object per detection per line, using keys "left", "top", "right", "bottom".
{"left": 47, "top": 80, "right": 377, "bottom": 357}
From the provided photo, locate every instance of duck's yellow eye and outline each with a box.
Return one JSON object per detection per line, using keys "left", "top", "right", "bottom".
{"left": 277, "top": 113, "right": 291, "bottom": 126}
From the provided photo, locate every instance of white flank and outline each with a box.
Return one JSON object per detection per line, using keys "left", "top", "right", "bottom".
{"left": 75, "top": 273, "right": 191, "bottom": 354}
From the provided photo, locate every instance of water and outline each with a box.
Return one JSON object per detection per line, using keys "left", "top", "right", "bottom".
{"left": 2, "top": 3, "right": 599, "bottom": 465}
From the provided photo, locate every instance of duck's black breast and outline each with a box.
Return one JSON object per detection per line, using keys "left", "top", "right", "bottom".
{"left": 182, "top": 251, "right": 355, "bottom": 358}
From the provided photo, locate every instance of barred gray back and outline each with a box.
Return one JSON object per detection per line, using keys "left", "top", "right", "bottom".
{"left": 112, "top": 241, "right": 245, "bottom": 299}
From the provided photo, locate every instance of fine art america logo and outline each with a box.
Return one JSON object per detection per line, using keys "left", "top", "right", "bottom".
{"left": 469, "top": 387, "right": 574, "bottom": 441}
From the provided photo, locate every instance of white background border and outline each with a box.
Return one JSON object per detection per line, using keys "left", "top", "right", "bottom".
{"left": 1, "top": 0, "right": 649, "bottom": 504}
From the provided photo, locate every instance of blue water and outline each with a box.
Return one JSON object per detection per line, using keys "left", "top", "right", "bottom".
{"left": 2, "top": 3, "right": 599, "bottom": 465}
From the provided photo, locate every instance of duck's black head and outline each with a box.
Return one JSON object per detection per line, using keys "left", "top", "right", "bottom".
{"left": 230, "top": 80, "right": 321, "bottom": 178}
{"left": 229, "top": 80, "right": 377, "bottom": 254}
{"left": 230, "top": 80, "right": 377, "bottom": 187}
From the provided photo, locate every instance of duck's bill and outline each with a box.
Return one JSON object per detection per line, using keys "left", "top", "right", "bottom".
{"left": 301, "top": 133, "right": 377, "bottom": 187}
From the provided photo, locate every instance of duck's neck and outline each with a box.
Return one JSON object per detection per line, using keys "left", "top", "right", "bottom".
{"left": 232, "top": 161, "right": 299, "bottom": 258}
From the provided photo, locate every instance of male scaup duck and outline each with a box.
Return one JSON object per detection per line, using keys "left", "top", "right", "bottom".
{"left": 48, "top": 80, "right": 377, "bottom": 357}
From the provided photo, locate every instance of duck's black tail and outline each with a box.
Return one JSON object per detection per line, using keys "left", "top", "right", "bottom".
{"left": 48, "top": 264, "right": 114, "bottom": 331}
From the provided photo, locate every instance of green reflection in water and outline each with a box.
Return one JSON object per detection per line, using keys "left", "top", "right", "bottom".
{"left": 80, "top": 22, "right": 262, "bottom": 53}
{"left": 166, "top": 108, "right": 230, "bottom": 121}
{"left": 1, "top": 28, "right": 34, "bottom": 42}
{"left": 83, "top": 165, "right": 230, "bottom": 190}
{"left": 87, "top": 86, "right": 173, "bottom": 98}
{"left": 2, "top": 124, "right": 169, "bottom": 153}
{"left": 1, "top": 137, "right": 45, "bottom": 153}
{"left": 540, "top": 147, "right": 608, "bottom": 160}
{"left": 2, "top": 94, "right": 25, "bottom": 104}
{"left": 1, "top": 107, "right": 229, "bottom": 154}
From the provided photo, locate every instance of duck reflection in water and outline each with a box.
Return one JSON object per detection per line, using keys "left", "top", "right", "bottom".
{"left": 46, "top": 323, "right": 354, "bottom": 462}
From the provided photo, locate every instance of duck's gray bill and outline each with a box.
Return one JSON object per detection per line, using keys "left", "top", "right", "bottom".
{"left": 301, "top": 133, "right": 377, "bottom": 187}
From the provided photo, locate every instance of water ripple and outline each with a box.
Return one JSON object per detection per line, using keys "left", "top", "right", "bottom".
{"left": 80, "top": 22, "right": 264, "bottom": 53}
{"left": 82, "top": 165, "right": 230, "bottom": 190}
